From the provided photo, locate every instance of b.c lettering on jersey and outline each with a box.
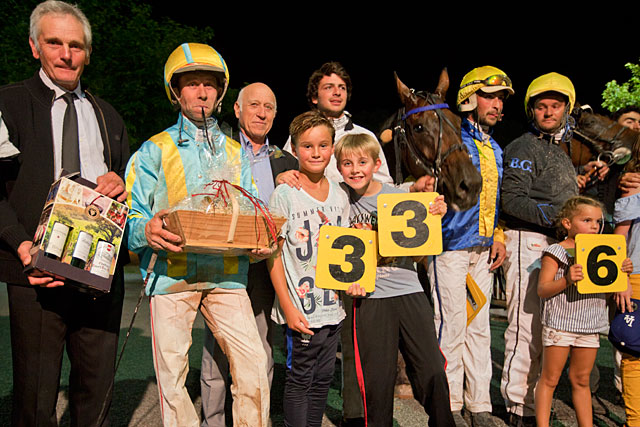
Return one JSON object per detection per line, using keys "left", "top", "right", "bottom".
{"left": 509, "top": 158, "right": 533, "bottom": 172}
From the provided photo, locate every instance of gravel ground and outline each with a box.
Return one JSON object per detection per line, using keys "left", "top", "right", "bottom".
{"left": 0, "top": 266, "right": 629, "bottom": 426}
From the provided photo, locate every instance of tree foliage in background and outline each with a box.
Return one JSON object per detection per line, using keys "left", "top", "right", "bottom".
{"left": 602, "top": 59, "right": 640, "bottom": 113}
{"left": 0, "top": 0, "right": 237, "bottom": 150}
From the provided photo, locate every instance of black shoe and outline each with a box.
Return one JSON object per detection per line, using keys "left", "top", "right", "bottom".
{"left": 340, "top": 418, "right": 365, "bottom": 427}
{"left": 614, "top": 389, "right": 624, "bottom": 406}
{"left": 592, "top": 393, "right": 607, "bottom": 415}
{"left": 452, "top": 410, "right": 469, "bottom": 427}
{"left": 470, "top": 411, "right": 499, "bottom": 427}
{"left": 508, "top": 413, "right": 536, "bottom": 427}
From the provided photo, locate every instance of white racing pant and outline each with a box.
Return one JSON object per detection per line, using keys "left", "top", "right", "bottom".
{"left": 500, "top": 230, "right": 553, "bottom": 417}
{"left": 149, "top": 288, "right": 269, "bottom": 427}
{"left": 428, "top": 247, "right": 493, "bottom": 412}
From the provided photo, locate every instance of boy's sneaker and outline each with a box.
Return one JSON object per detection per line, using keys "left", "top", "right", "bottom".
{"left": 471, "top": 411, "right": 499, "bottom": 427}
{"left": 452, "top": 410, "right": 469, "bottom": 427}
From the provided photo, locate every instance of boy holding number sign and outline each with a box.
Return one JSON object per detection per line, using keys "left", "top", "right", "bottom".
{"left": 267, "top": 111, "right": 350, "bottom": 426}
{"left": 336, "top": 133, "right": 455, "bottom": 426}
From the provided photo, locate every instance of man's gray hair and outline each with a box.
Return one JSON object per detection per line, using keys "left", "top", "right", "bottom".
{"left": 236, "top": 83, "right": 277, "bottom": 112}
{"left": 30, "top": 1, "right": 92, "bottom": 54}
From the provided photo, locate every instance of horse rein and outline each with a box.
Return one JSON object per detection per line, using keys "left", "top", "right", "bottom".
{"left": 392, "top": 91, "right": 466, "bottom": 189}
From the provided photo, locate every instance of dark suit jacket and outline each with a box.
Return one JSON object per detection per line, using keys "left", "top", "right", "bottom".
{"left": 269, "top": 144, "right": 299, "bottom": 182}
{"left": 0, "top": 72, "right": 130, "bottom": 284}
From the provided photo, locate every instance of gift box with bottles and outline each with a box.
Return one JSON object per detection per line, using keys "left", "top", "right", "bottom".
{"left": 26, "top": 173, "right": 128, "bottom": 293}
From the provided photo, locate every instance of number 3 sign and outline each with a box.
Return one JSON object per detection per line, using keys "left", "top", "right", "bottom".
{"left": 377, "top": 192, "right": 442, "bottom": 257}
{"left": 316, "top": 225, "right": 377, "bottom": 292}
{"left": 575, "top": 234, "right": 628, "bottom": 294}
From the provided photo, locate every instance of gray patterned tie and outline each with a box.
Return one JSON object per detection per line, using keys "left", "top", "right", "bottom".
{"left": 62, "top": 92, "right": 79, "bottom": 173}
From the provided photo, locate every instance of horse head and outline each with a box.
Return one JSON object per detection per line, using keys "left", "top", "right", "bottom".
{"left": 392, "top": 70, "right": 482, "bottom": 211}
{"left": 567, "top": 105, "right": 639, "bottom": 168}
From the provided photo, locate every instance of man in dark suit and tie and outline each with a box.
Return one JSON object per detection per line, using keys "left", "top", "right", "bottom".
{"left": 0, "top": 1, "right": 129, "bottom": 425}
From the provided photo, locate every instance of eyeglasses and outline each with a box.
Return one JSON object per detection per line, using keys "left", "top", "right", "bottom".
{"left": 461, "top": 74, "right": 512, "bottom": 89}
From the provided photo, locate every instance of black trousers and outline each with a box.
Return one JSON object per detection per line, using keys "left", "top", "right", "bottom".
{"left": 354, "top": 292, "right": 455, "bottom": 427}
{"left": 340, "top": 294, "right": 364, "bottom": 419}
{"left": 7, "top": 270, "right": 124, "bottom": 427}
{"left": 283, "top": 322, "right": 342, "bottom": 427}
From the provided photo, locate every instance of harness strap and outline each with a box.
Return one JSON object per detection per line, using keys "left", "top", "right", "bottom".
{"left": 392, "top": 92, "right": 463, "bottom": 187}
{"left": 402, "top": 103, "right": 450, "bottom": 120}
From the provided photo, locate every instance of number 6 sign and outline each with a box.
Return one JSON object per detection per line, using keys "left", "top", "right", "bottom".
{"left": 377, "top": 192, "right": 442, "bottom": 257}
{"left": 316, "top": 225, "right": 377, "bottom": 292}
{"left": 575, "top": 234, "right": 628, "bottom": 294}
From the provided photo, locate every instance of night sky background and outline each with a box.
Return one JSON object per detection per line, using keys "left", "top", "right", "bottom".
{"left": 153, "top": 7, "right": 638, "bottom": 148}
{"left": 4, "top": 2, "right": 638, "bottom": 148}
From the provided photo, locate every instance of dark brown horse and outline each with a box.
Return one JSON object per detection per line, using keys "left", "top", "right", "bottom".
{"left": 380, "top": 70, "right": 483, "bottom": 398}
{"left": 562, "top": 106, "right": 640, "bottom": 224}
{"left": 382, "top": 70, "right": 482, "bottom": 211}
{"left": 565, "top": 105, "right": 638, "bottom": 169}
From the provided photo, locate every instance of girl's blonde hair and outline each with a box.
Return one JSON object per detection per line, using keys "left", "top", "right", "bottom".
{"left": 554, "top": 195, "right": 604, "bottom": 239}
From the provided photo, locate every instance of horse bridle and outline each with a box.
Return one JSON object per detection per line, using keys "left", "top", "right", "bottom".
{"left": 571, "top": 106, "right": 632, "bottom": 166}
{"left": 392, "top": 90, "right": 466, "bottom": 189}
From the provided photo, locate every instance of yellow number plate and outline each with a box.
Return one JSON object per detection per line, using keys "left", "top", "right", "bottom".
{"left": 575, "top": 234, "right": 627, "bottom": 294}
{"left": 377, "top": 192, "right": 442, "bottom": 257}
{"left": 316, "top": 225, "right": 377, "bottom": 292}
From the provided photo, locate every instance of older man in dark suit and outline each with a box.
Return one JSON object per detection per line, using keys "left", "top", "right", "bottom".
{"left": 0, "top": 1, "right": 129, "bottom": 425}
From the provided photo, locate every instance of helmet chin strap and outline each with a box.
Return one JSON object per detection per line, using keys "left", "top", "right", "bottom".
{"left": 176, "top": 106, "right": 215, "bottom": 152}
{"left": 202, "top": 107, "right": 214, "bottom": 154}
{"left": 169, "top": 84, "right": 181, "bottom": 107}
{"left": 468, "top": 110, "right": 491, "bottom": 137}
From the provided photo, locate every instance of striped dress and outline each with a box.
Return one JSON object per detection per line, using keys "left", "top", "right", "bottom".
{"left": 541, "top": 243, "right": 608, "bottom": 334}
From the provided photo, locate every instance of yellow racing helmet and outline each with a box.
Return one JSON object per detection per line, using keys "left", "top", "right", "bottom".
{"left": 164, "top": 43, "right": 229, "bottom": 109}
{"left": 457, "top": 65, "right": 514, "bottom": 112}
{"left": 524, "top": 72, "right": 575, "bottom": 117}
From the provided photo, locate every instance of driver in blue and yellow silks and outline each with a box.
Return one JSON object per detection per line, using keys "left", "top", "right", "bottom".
{"left": 427, "top": 65, "right": 513, "bottom": 427}
{"left": 125, "top": 43, "right": 270, "bottom": 427}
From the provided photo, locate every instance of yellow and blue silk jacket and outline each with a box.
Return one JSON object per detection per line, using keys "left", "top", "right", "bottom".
{"left": 125, "top": 114, "right": 256, "bottom": 295}
{"left": 441, "top": 119, "right": 503, "bottom": 250}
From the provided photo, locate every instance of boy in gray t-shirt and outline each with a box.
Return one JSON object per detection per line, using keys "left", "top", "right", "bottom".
{"left": 336, "top": 133, "right": 455, "bottom": 426}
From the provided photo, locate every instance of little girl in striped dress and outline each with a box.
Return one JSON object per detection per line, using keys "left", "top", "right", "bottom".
{"left": 535, "top": 195, "right": 633, "bottom": 427}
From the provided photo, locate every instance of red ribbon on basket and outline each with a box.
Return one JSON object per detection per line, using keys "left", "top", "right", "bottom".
{"left": 191, "top": 180, "right": 279, "bottom": 246}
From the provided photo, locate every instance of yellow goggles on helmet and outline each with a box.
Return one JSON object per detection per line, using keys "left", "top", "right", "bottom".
{"left": 460, "top": 74, "right": 512, "bottom": 90}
